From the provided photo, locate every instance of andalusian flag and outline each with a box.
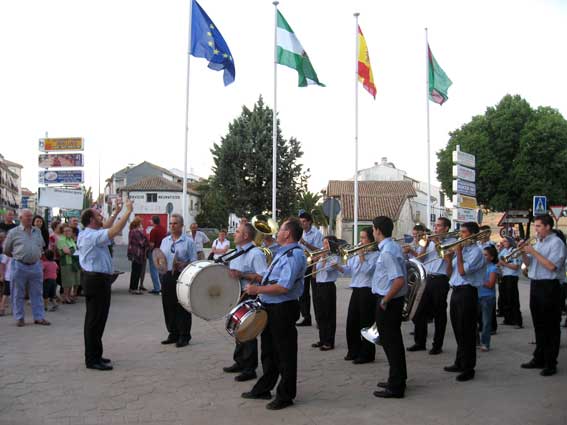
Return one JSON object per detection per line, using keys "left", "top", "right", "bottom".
{"left": 428, "top": 44, "right": 452, "bottom": 105}
{"left": 276, "top": 10, "right": 324, "bottom": 87}
{"left": 357, "top": 26, "right": 376, "bottom": 99}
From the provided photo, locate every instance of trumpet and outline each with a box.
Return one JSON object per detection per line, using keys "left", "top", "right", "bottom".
{"left": 418, "top": 230, "right": 460, "bottom": 247}
{"left": 430, "top": 229, "right": 492, "bottom": 259}
{"left": 337, "top": 241, "right": 378, "bottom": 263}
{"left": 502, "top": 238, "right": 537, "bottom": 262}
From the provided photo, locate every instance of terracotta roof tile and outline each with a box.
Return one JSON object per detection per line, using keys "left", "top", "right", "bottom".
{"left": 327, "top": 180, "right": 417, "bottom": 198}
{"left": 121, "top": 176, "right": 199, "bottom": 195}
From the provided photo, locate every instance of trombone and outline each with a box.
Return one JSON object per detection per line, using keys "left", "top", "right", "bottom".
{"left": 418, "top": 230, "right": 460, "bottom": 248}
{"left": 304, "top": 241, "right": 377, "bottom": 278}
{"left": 419, "top": 229, "right": 492, "bottom": 262}
{"left": 502, "top": 238, "right": 537, "bottom": 262}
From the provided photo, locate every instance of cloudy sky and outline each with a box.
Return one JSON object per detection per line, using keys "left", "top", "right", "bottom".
{"left": 1, "top": 0, "right": 566, "bottom": 198}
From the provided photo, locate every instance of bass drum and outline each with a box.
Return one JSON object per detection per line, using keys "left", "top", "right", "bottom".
{"left": 403, "top": 258, "right": 428, "bottom": 321}
{"left": 176, "top": 260, "right": 241, "bottom": 321}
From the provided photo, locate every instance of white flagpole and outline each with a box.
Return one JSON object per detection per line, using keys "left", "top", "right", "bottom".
{"left": 353, "top": 13, "right": 360, "bottom": 245}
{"left": 182, "top": 0, "right": 194, "bottom": 231}
{"left": 425, "top": 27, "right": 432, "bottom": 229}
{"left": 272, "top": 1, "right": 279, "bottom": 222}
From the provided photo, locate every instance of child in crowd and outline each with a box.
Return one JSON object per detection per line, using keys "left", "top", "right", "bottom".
{"left": 479, "top": 246, "right": 498, "bottom": 352}
{"left": 0, "top": 252, "right": 11, "bottom": 316}
{"left": 42, "top": 250, "right": 59, "bottom": 312}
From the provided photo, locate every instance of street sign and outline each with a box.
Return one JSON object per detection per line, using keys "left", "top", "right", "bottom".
{"left": 322, "top": 198, "right": 341, "bottom": 219}
{"left": 452, "top": 150, "right": 476, "bottom": 168}
{"left": 39, "top": 153, "right": 83, "bottom": 168}
{"left": 453, "top": 194, "right": 478, "bottom": 209}
{"left": 452, "top": 179, "right": 476, "bottom": 197}
{"left": 38, "top": 187, "right": 84, "bottom": 209}
{"left": 39, "top": 138, "right": 83, "bottom": 151}
{"left": 62, "top": 209, "right": 81, "bottom": 218}
{"left": 39, "top": 170, "right": 84, "bottom": 184}
{"left": 532, "top": 195, "right": 547, "bottom": 216}
{"left": 452, "top": 165, "right": 475, "bottom": 183}
{"left": 455, "top": 207, "right": 478, "bottom": 222}
{"left": 550, "top": 205, "right": 564, "bottom": 221}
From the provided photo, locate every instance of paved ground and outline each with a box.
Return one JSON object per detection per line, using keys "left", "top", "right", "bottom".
{"left": 1, "top": 252, "right": 566, "bottom": 425}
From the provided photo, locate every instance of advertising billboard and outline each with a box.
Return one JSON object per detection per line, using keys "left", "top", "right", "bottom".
{"left": 38, "top": 187, "right": 84, "bottom": 209}
{"left": 39, "top": 138, "right": 83, "bottom": 151}
{"left": 39, "top": 170, "right": 84, "bottom": 184}
{"left": 39, "top": 154, "right": 83, "bottom": 168}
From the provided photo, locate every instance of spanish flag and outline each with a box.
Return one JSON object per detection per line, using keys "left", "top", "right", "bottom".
{"left": 357, "top": 26, "right": 376, "bottom": 99}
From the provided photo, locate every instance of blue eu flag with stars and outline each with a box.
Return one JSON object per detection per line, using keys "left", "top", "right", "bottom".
{"left": 191, "top": 0, "right": 235, "bottom": 86}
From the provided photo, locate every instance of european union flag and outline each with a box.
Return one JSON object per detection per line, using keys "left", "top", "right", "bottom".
{"left": 191, "top": 0, "right": 235, "bottom": 86}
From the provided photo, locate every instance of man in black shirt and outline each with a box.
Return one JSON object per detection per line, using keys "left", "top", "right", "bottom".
{"left": 0, "top": 210, "right": 17, "bottom": 234}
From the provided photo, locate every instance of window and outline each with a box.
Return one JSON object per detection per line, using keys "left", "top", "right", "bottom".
{"left": 146, "top": 193, "right": 157, "bottom": 203}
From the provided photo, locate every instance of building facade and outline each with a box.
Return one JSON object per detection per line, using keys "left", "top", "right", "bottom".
{"left": 0, "top": 154, "right": 22, "bottom": 212}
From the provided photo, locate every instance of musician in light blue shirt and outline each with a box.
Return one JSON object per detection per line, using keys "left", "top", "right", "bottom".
{"left": 497, "top": 237, "right": 523, "bottom": 327}
{"left": 341, "top": 227, "right": 379, "bottom": 364}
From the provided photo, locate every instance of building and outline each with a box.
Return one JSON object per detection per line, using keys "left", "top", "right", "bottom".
{"left": 357, "top": 157, "right": 449, "bottom": 227}
{"left": 326, "top": 180, "right": 417, "bottom": 243}
{"left": 0, "top": 154, "right": 22, "bottom": 211}
{"left": 20, "top": 188, "right": 37, "bottom": 212}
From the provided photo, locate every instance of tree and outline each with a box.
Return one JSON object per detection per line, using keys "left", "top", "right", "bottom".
{"left": 194, "top": 178, "right": 229, "bottom": 228}
{"left": 82, "top": 186, "right": 93, "bottom": 209}
{"left": 297, "top": 191, "right": 328, "bottom": 227}
{"left": 201, "top": 96, "right": 309, "bottom": 224}
{"left": 436, "top": 95, "right": 567, "bottom": 210}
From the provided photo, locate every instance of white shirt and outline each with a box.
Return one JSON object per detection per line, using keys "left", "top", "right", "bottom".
{"left": 187, "top": 230, "right": 210, "bottom": 253}
{"left": 211, "top": 238, "right": 230, "bottom": 260}
{"left": 525, "top": 233, "right": 566, "bottom": 280}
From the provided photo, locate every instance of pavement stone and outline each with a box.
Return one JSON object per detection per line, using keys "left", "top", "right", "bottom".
{"left": 0, "top": 262, "right": 566, "bottom": 425}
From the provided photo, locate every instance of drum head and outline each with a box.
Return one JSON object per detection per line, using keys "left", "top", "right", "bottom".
{"left": 152, "top": 249, "right": 168, "bottom": 275}
{"left": 235, "top": 310, "right": 268, "bottom": 342}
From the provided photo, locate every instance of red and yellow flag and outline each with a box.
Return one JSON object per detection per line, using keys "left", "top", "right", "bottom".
{"left": 357, "top": 26, "right": 376, "bottom": 99}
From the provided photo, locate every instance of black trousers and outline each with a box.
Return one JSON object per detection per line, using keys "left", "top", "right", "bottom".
{"left": 161, "top": 271, "right": 192, "bottom": 339}
{"left": 299, "top": 267, "right": 314, "bottom": 322}
{"left": 251, "top": 300, "right": 300, "bottom": 402}
{"left": 501, "top": 275, "right": 522, "bottom": 326}
{"left": 233, "top": 294, "right": 258, "bottom": 373}
{"left": 129, "top": 261, "right": 144, "bottom": 291}
{"left": 346, "top": 287, "right": 376, "bottom": 360}
{"left": 83, "top": 272, "right": 112, "bottom": 366}
{"left": 313, "top": 281, "right": 336, "bottom": 346}
{"left": 530, "top": 279, "right": 562, "bottom": 368}
{"left": 376, "top": 296, "right": 406, "bottom": 392}
{"left": 413, "top": 274, "right": 450, "bottom": 350}
{"left": 450, "top": 285, "right": 478, "bottom": 372}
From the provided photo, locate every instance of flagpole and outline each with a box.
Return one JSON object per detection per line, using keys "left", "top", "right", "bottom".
{"left": 425, "top": 27, "right": 432, "bottom": 229}
{"left": 270, "top": 1, "right": 279, "bottom": 222}
{"left": 353, "top": 13, "right": 360, "bottom": 245}
{"left": 182, "top": 0, "right": 194, "bottom": 231}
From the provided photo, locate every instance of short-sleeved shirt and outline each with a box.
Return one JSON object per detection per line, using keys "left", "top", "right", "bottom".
{"left": 498, "top": 247, "right": 521, "bottom": 277}
{"left": 314, "top": 254, "right": 340, "bottom": 283}
{"left": 259, "top": 243, "right": 306, "bottom": 304}
{"left": 160, "top": 234, "right": 197, "bottom": 272}
{"left": 371, "top": 238, "right": 407, "bottom": 298}
{"left": 300, "top": 226, "right": 323, "bottom": 252}
{"left": 449, "top": 244, "right": 485, "bottom": 288}
{"left": 77, "top": 227, "right": 113, "bottom": 274}
{"left": 42, "top": 260, "right": 59, "bottom": 280}
{"left": 479, "top": 263, "right": 498, "bottom": 298}
{"left": 525, "top": 233, "right": 567, "bottom": 281}
{"left": 229, "top": 242, "right": 268, "bottom": 290}
{"left": 422, "top": 237, "right": 457, "bottom": 276}
{"left": 149, "top": 224, "right": 167, "bottom": 249}
{"left": 342, "top": 250, "right": 379, "bottom": 288}
{"left": 187, "top": 230, "right": 210, "bottom": 253}
{"left": 3, "top": 225, "right": 45, "bottom": 264}
{"left": 212, "top": 238, "right": 231, "bottom": 260}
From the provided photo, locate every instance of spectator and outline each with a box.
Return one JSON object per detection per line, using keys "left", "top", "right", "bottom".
{"left": 148, "top": 216, "right": 167, "bottom": 295}
{"left": 128, "top": 218, "right": 149, "bottom": 295}
{"left": 33, "top": 215, "right": 50, "bottom": 249}
{"left": 57, "top": 224, "right": 80, "bottom": 304}
{"left": 188, "top": 223, "right": 210, "bottom": 260}
{"left": 0, "top": 209, "right": 17, "bottom": 234}
{"left": 69, "top": 217, "right": 80, "bottom": 240}
{"left": 42, "top": 250, "right": 59, "bottom": 312}
{"left": 0, "top": 245, "right": 11, "bottom": 316}
{"left": 211, "top": 229, "right": 230, "bottom": 261}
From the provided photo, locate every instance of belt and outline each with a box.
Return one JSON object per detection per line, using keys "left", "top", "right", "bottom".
{"left": 16, "top": 260, "right": 38, "bottom": 266}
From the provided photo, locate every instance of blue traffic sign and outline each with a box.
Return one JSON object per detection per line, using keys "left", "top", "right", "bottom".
{"left": 533, "top": 195, "right": 547, "bottom": 216}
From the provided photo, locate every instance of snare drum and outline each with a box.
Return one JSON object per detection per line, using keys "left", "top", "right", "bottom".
{"left": 225, "top": 299, "right": 268, "bottom": 342}
{"left": 176, "top": 260, "right": 241, "bottom": 321}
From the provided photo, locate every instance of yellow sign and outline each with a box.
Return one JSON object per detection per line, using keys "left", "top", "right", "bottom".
{"left": 39, "top": 138, "right": 83, "bottom": 151}
{"left": 457, "top": 194, "right": 478, "bottom": 209}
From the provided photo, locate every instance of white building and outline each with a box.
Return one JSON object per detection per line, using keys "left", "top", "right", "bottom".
{"left": 0, "top": 154, "right": 22, "bottom": 212}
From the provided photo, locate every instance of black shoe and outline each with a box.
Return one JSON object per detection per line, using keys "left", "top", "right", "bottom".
{"left": 241, "top": 391, "right": 272, "bottom": 400}
{"left": 521, "top": 359, "right": 544, "bottom": 369}
{"left": 319, "top": 344, "right": 334, "bottom": 351}
{"left": 540, "top": 367, "right": 557, "bottom": 376}
{"left": 514, "top": 325, "right": 524, "bottom": 329}
{"left": 407, "top": 344, "right": 426, "bottom": 352}
{"left": 444, "top": 364, "right": 462, "bottom": 373}
{"left": 353, "top": 358, "right": 374, "bottom": 364}
{"left": 176, "top": 337, "right": 190, "bottom": 348}
{"left": 223, "top": 363, "right": 243, "bottom": 373}
{"left": 235, "top": 371, "right": 257, "bottom": 382}
{"left": 373, "top": 388, "right": 404, "bottom": 398}
{"left": 266, "top": 399, "right": 293, "bottom": 410}
{"left": 100, "top": 357, "right": 112, "bottom": 364}
{"left": 296, "top": 319, "right": 311, "bottom": 327}
{"left": 86, "top": 362, "right": 113, "bottom": 371}
{"left": 140, "top": 286, "right": 148, "bottom": 291}
{"left": 149, "top": 290, "right": 161, "bottom": 295}
{"left": 161, "top": 336, "right": 177, "bottom": 345}
{"left": 311, "top": 341, "right": 323, "bottom": 348}
{"left": 376, "top": 382, "right": 389, "bottom": 389}
{"left": 456, "top": 370, "right": 475, "bottom": 382}
{"left": 429, "top": 347, "right": 442, "bottom": 355}
{"left": 344, "top": 353, "right": 354, "bottom": 361}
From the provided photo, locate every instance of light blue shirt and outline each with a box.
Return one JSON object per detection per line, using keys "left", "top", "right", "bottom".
{"left": 525, "top": 233, "right": 566, "bottom": 281}
{"left": 498, "top": 247, "right": 521, "bottom": 277}
{"left": 314, "top": 254, "right": 340, "bottom": 283}
{"left": 300, "top": 226, "right": 323, "bottom": 252}
{"left": 342, "top": 250, "right": 379, "bottom": 288}
{"left": 229, "top": 242, "right": 268, "bottom": 290}
{"left": 77, "top": 227, "right": 112, "bottom": 274}
{"left": 259, "top": 242, "right": 306, "bottom": 304}
{"left": 479, "top": 263, "right": 498, "bottom": 298}
{"left": 262, "top": 241, "right": 281, "bottom": 257}
{"left": 422, "top": 237, "right": 457, "bottom": 276}
{"left": 371, "top": 238, "right": 407, "bottom": 298}
{"left": 160, "top": 234, "right": 197, "bottom": 272}
{"left": 449, "top": 244, "right": 485, "bottom": 288}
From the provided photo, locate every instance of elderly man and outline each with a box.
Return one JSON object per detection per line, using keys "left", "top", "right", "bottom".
{"left": 0, "top": 209, "right": 17, "bottom": 234}
{"left": 3, "top": 209, "right": 48, "bottom": 327}
{"left": 187, "top": 222, "right": 210, "bottom": 260}
{"left": 78, "top": 199, "right": 133, "bottom": 371}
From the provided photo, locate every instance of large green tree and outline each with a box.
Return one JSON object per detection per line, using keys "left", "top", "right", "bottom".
{"left": 436, "top": 95, "right": 567, "bottom": 210}
{"left": 198, "top": 96, "right": 308, "bottom": 226}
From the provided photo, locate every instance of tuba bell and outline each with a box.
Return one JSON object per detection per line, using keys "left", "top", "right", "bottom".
{"left": 251, "top": 215, "right": 279, "bottom": 265}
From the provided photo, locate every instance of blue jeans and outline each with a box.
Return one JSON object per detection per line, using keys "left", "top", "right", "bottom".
{"left": 12, "top": 261, "right": 44, "bottom": 321}
{"left": 148, "top": 250, "right": 161, "bottom": 292}
{"left": 479, "top": 296, "right": 496, "bottom": 348}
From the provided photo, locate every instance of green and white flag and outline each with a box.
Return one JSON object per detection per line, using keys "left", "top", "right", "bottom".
{"left": 276, "top": 10, "right": 325, "bottom": 87}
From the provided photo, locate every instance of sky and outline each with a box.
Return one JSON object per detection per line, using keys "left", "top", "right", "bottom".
{"left": 1, "top": 0, "right": 567, "bottom": 199}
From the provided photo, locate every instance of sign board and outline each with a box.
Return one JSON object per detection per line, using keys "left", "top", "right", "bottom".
{"left": 498, "top": 215, "right": 530, "bottom": 225}
{"left": 550, "top": 206, "right": 564, "bottom": 221}
{"left": 452, "top": 179, "right": 476, "bottom": 197}
{"left": 38, "top": 187, "right": 84, "bottom": 209}
{"left": 39, "top": 153, "right": 83, "bottom": 168}
{"left": 39, "top": 138, "right": 83, "bottom": 151}
{"left": 62, "top": 209, "right": 81, "bottom": 218}
{"left": 39, "top": 170, "right": 84, "bottom": 184}
{"left": 508, "top": 210, "right": 529, "bottom": 217}
{"left": 452, "top": 150, "right": 476, "bottom": 168}
{"left": 453, "top": 194, "right": 478, "bottom": 209}
{"left": 322, "top": 198, "right": 341, "bottom": 219}
{"left": 455, "top": 207, "right": 478, "bottom": 222}
{"left": 532, "top": 195, "right": 547, "bottom": 216}
{"left": 452, "top": 165, "right": 476, "bottom": 182}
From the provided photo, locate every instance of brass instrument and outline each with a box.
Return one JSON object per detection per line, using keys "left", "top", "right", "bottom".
{"left": 418, "top": 230, "right": 460, "bottom": 247}
{"left": 251, "top": 214, "right": 279, "bottom": 265}
{"left": 503, "top": 238, "right": 536, "bottom": 262}
{"left": 337, "top": 241, "right": 378, "bottom": 263}
{"left": 433, "top": 229, "right": 492, "bottom": 258}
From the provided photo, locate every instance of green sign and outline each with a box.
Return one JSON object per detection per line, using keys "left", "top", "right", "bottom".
{"left": 63, "top": 209, "right": 81, "bottom": 218}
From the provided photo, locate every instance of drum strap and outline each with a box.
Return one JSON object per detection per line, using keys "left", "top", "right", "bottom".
{"left": 260, "top": 246, "right": 301, "bottom": 286}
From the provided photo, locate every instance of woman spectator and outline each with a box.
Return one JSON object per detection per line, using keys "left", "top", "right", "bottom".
{"left": 479, "top": 246, "right": 499, "bottom": 352}
{"left": 57, "top": 224, "right": 80, "bottom": 304}
{"left": 33, "top": 215, "right": 50, "bottom": 249}
{"left": 128, "top": 218, "right": 149, "bottom": 295}
{"left": 211, "top": 229, "right": 230, "bottom": 261}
